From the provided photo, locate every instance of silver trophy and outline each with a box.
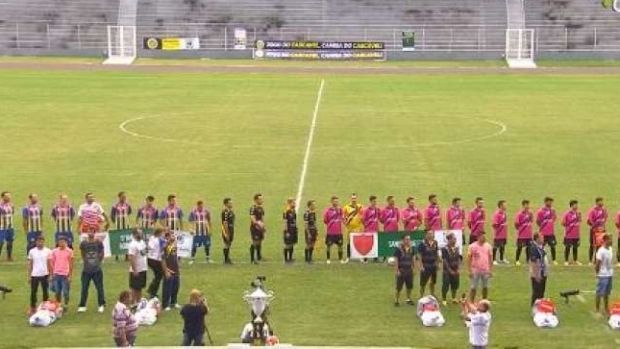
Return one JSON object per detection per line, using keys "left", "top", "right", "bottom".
{"left": 242, "top": 276, "right": 275, "bottom": 345}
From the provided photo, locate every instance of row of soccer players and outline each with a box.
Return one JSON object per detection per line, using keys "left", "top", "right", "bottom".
{"left": 1, "top": 190, "right": 619, "bottom": 265}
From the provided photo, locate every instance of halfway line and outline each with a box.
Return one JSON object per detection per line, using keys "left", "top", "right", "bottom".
{"left": 295, "top": 79, "right": 325, "bottom": 214}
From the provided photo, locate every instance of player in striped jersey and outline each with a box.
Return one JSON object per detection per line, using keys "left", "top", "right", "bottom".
{"left": 159, "top": 194, "right": 183, "bottom": 231}
{"left": 51, "top": 194, "right": 76, "bottom": 249}
{"left": 136, "top": 196, "right": 158, "bottom": 229}
{"left": 22, "top": 193, "right": 44, "bottom": 254}
{"left": 189, "top": 200, "right": 212, "bottom": 264}
{"left": 111, "top": 192, "right": 133, "bottom": 261}
{"left": 282, "top": 198, "right": 298, "bottom": 264}
{"left": 221, "top": 198, "right": 235, "bottom": 264}
{"left": 111, "top": 192, "right": 133, "bottom": 230}
{"left": 0, "top": 191, "right": 15, "bottom": 261}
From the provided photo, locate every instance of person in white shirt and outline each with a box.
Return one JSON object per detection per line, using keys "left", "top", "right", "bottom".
{"left": 27, "top": 236, "right": 52, "bottom": 314}
{"left": 146, "top": 228, "right": 165, "bottom": 299}
{"left": 595, "top": 234, "right": 614, "bottom": 315}
{"left": 128, "top": 229, "right": 148, "bottom": 303}
{"left": 462, "top": 298, "right": 492, "bottom": 349}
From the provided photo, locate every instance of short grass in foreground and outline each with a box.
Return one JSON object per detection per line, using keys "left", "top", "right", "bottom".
{"left": 0, "top": 65, "right": 619, "bottom": 348}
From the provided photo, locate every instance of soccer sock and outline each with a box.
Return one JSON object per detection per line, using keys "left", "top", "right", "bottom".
{"left": 500, "top": 246, "right": 505, "bottom": 260}
{"left": 573, "top": 246, "right": 578, "bottom": 262}
{"left": 6, "top": 242, "right": 11, "bottom": 258}
{"left": 257, "top": 245, "right": 262, "bottom": 261}
{"left": 347, "top": 244, "right": 351, "bottom": 258}
{"left": 250, "top": 245, "right": 255, "bottom": 262}
{"left": 589, "top": 245, "right": 594, "bottom": 262}
{"left": 525, "top": 246, "right": 531, "bottom": 261}
{"left": 283, "top": 248, "right": 288, "bottom": 262}
{"left": 223, "top": 248, "right": 229, "bottom": 262}
{"left": 290, "top": 247, "right": 294, "bottom": 260}
{"left": 0, "top": 242, "right": 3, "bottom": 256}
{"left": 191, "top": 246, "right": 197, "bottom": 258}
{"left": 309, "top": 247, "right": 314, "bottom": 261}
{"left": 492, "top": 247, "right": 497, "bottom": 261}
{"left": 326, "top": 247, "right": 331, "bottom": 260}
{"left": 205, "top": 246, "right": 210, "bottom": 258}
{"left": 564, "top": 246, "right": 569, "bottom": 262}
{"left": 304, "top": 249, "right": 309, "bottom": 262}
{"left": 550, "top": 246, "right": 556, "bottom": 261}
{"left": 515, "top": 246, "right": 522, "bottom": 262}
{"left": 338, "top": 248, "right": 343, "bottom": 261}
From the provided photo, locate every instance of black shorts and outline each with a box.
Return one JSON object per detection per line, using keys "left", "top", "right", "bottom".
{"left": 284, "top": 228, "right": 298, "bottom": 245}
{"left": 251, "top": 226, "right": 265, "bottom": 242}
{"left": 222, "top": 229, "right": 234, "bottom": 244}
{"left": 517, "top": 238, "right": 532, "bottom": 248}
{"left": 543, "top": 235, "right": 557, "bottom": 247}
{"left": 305, "top": 229, "right": 317, "bottom": 245}
{"left": 442, "top": 272, "right": 460, "bottom": 291}
{"left": 420, "top": 268, "right": 437, "bottom": 286}
{"left": 129, "top": 271, "right": 147, "bottom": 291}
{"left": 564, "top": 238, "right": 580, "bottom": 248}
{"left": 493, "top": 239, "right": 507, "bottom": 247}
{"left": 325, "top": 234, "right": 343, "bottom": 246}
{"left": 396, "top": 270, "right": 413, "bottom": 291}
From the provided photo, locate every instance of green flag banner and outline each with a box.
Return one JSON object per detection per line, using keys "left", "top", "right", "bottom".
{"left": 377, "top": 230, "right": 426, "bottom": 257}
{"left": 108, "top": 229, "right": 153, "bottom": 256}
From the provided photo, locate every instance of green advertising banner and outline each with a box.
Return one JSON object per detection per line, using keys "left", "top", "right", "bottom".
{"left": 108, "top": 229, "right": 153, "bottom": 255}
{"left": 377, "top": 230, "right": 426, "bottom": 257}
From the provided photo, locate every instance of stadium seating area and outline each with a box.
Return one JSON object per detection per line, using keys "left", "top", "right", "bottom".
{"left": 525, "top": 0, "right": 620, "bottom": 51}
{"left": 0, "top": 0, "right": 618, "bottom": 52}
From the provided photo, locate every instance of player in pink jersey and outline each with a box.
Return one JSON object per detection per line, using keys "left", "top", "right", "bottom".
{"left": 562, "top": 200, "right": 582, "bottom": 265}
{"left": 402, "top": 197, "right": 423, "bottom": 232}
{"left": 492, "top": 200, "right": 509, "bottom": 265}
{"left": 446, "top": 197, "right": 465, "bottom": 230}
{"left": 380, "top": 196, "right": 400, "bottom": 232}
{"left": 362, "top": 195, "right": 381, "bottom": 232}
{"left": 587, "top": 197, "right": 608, "bottom": 264}
{"left": 323, "top": 196, "right": 345, "bottom": 264}
{"left": 424, "top": 194, "right": 442, "bottom": 231}
{"left": 468, "top": 197, "right": 486, "bottom": 245}
{"left": 536, "top": 197, "right": 558, "bottom": 265}
{"left": 514, "top": 200, "right": 533, "bottom": 266}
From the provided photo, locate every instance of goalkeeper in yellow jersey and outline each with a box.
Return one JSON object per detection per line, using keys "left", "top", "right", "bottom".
{"left": 343, "top": 193, "right": 364, "bottom": 262}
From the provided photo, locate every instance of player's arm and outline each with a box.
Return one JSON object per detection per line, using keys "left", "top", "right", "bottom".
{"left": 101, "top": 211, "right": 110, "bottom": 230}
{"left": 594, "top": 253, "right": 601, "bottom": 274}
{"left": 22, "top": 207, "right": 29, "bottom": 233}
{"left": 221, "top": 211, "right": 230, "bottom": 238}
{"left": 27, "top": 254, "right": 33, "bottom": 280}
{"left": 207, "top": 212, "right": 212, "bottom": 234}
{"left": 178, "top": 210, "right": 184, "bottom": 230}
{"left": 467, "top": 248, "right": 473, "bottom": 275}
{"left": 393, "top": 250, "right": 400, "bottom": 275}
{"left": 68, "top": 250, "right": 74, "bottom": 281}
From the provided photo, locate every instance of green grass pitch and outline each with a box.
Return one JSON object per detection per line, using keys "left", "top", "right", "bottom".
{"left": 1, "top": 64, "right": 620, "bottom": 348}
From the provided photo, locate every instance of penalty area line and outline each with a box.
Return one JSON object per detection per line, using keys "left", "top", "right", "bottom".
{"left": 295, "top": 79, "right": 325, "bottom": 214}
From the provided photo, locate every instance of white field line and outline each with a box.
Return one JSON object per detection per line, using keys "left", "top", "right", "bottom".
{"left": 295, "top": 79, "right": 325, "bottom": 214}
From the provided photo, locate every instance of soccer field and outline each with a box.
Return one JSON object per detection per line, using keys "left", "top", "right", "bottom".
{"left": 1, "top": 62, "right": 620, "bottom": 348}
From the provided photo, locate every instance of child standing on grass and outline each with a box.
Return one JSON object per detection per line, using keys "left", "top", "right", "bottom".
{"left": 51, "top": 236, "right": 73, "bottom": 311}
{"left": 112, "top": 290, "right": 138, "bottom": 347}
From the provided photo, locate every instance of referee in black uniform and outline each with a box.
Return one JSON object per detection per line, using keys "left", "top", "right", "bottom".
{"left": 283, "top": 198, "right": 298, "bottom": 263}
{"left": 249, "top": 194, "right": 266, "bottom": 264}
{"left": 221, "top": 198, "right": 235, "bottom": 264}
{"left": 304, "top": 200, "right": 318, "bottom": 263}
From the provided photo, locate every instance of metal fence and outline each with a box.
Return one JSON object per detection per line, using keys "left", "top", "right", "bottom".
{"left": 1, "top": 21, "right": 620, "bottom": 52}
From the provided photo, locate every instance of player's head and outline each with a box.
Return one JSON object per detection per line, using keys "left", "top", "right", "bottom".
{"left": 152, "top": 227, "right": 164, "bottom": 237}
{"left": 145, "top": 195, "right": 155, "bottom": 206}
{"left": 401, "top": 234, "right": 411, "bottom": 247}
{"left": 428, "top": 194, "right": 437, "bottom": 205}
{"left": 477, "top": 231, "right": 486, "bottom": 243}
{"left": 118, "top": 191, "right": 127, "bottom": 202}
{"left": 478, "top": 299, "right": 491, "bottom": 312}
{"left": 118, "top": 290, "right": 132, "bottom": 306}
{"left": 196, "top": 200, "right": 204, "bottom": 209}
{"left": 189, "top": 289, "right": 204, "bottom": 306}
{"left": 0, "top": 191, "right": 10, "bottom": 202}
{"left": 85, "top": 192, "right": 94, "bottom": 204}
{"left": 28, "top": 193, "right": 38, "bottom": 204}
{"left": 331, "top": 196, "right": 339, "bottom": 207}
{"left": 521, "top": 199, "right": 530, "bottom": 209}
{"left": 497, "top": 200, "right": 506, "bottom": 210}
{"left": 406, "top": 197, "right": 415, "bottom": 207}
{"left": 602, "top": 233, "right": 612, "bottom": 247}
{"left": 350, "top": 193, "right": 358, "bottom": 204}
{"left": 533, "top": 232, "right": 543, "bottom": 245}
{"left": 132, "top": 228, "right": 143, "bottom": 241}
{"left": 595, "top": 197, "right": 604, "bottom": 207}
{"left": 59, "top": 193, "right": 69, "bottom": 205}
{"left": 386, "top": 195, "right": 395, "bottom": 206}
{"left": 254, "top": 193, "right": 263, "bottom": 205}
{"left": 569, "top": 200, "right": 578, "bottom": 209}
{"left": 167, "top": 194, "right": 177, "bottom": 206}
{"left": 452, "top": 197, "right": 461, "bottom": 206}
{"left": 286, "top": 197, "right": 295, "bottom": 209}
{"left": 307, "top": 200, "right": 315, "bottom": 210}
{"left": 425, "top": 229, "right": 434, "bottom": 241}
{"left": 369, "top": 195, "right": 377, "bottom": 206}
{"left": 57, "top": 236, "right": 67, "bottom": 248}
{"left": 223, "top": 197, "right": 233, "bottom": 209}
{"left": 446, "top": 232, "right": 456, "bottom": 246}
{"left": 35, "top": 235, "right": 45, "bottom": 248}
{"left": 544, "top": 197, "right": 554, "bottom": 207}
{"left": 164, "top": 229, "right": 174, "bottom": 242}
{"left": 475, "top": 197, "right": 484, "bottom": 208}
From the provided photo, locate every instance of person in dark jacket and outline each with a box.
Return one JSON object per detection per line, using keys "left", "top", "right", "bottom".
{"left": 180, "top": 289, "right": 209, "bottom": 346}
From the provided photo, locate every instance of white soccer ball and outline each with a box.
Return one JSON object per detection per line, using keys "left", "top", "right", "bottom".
{"left": 387, "top": 257, "right": 397, "bottom": 265}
